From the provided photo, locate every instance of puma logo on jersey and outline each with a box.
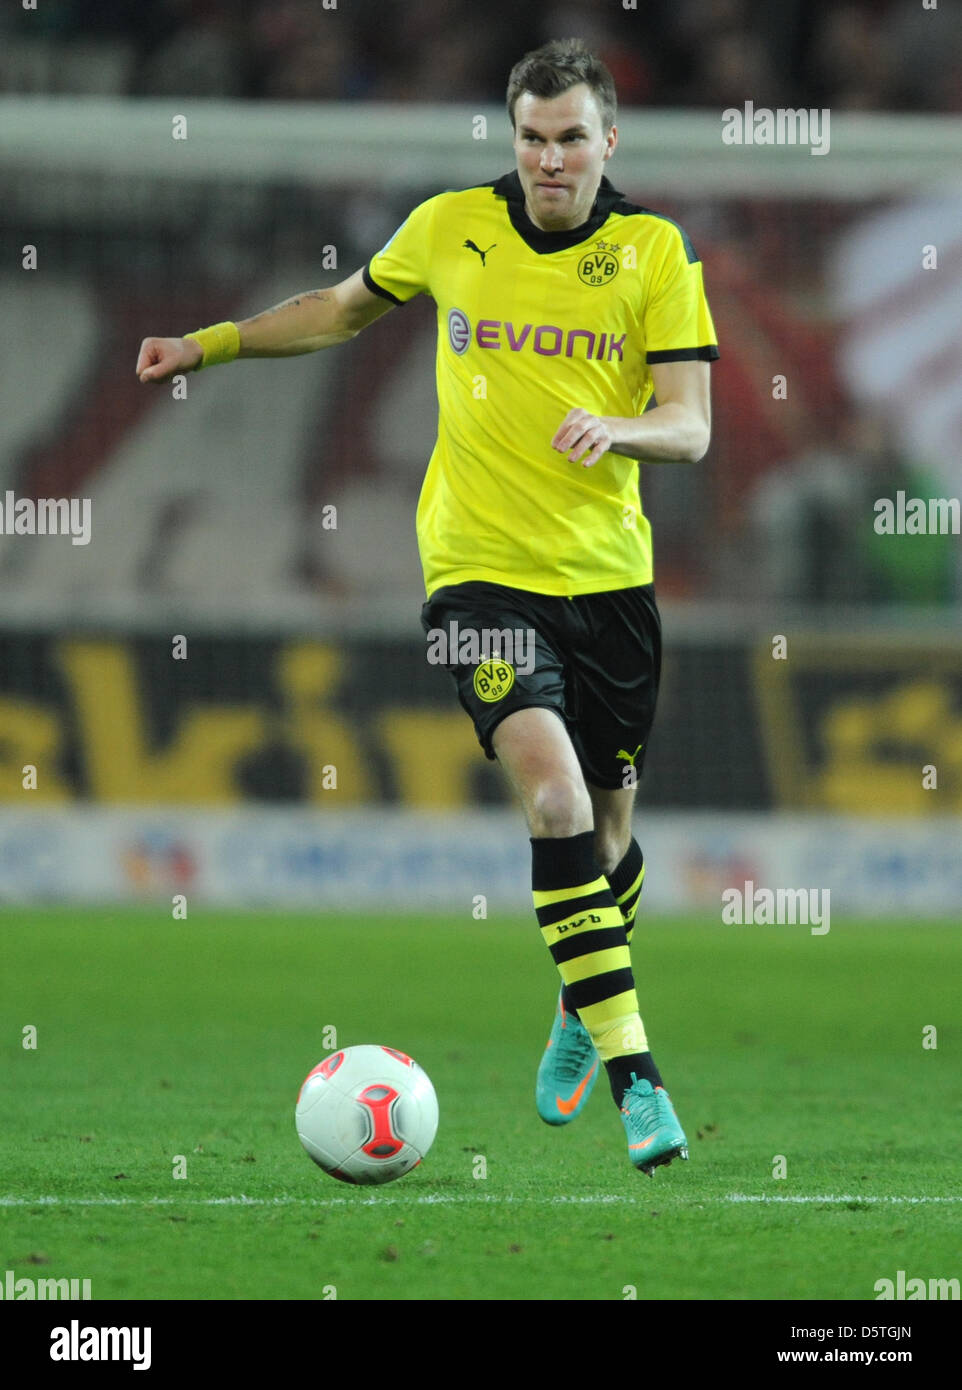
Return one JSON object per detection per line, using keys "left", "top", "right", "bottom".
{"left": 617, "top": 743, "right": 644, "bottom": 766}
{"left": 464, "top": 239, "right": 496, "bottom": 266}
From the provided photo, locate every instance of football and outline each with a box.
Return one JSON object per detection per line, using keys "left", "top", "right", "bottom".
{"left": 295, "top": 1044, "right": 439, "bottom": 1185}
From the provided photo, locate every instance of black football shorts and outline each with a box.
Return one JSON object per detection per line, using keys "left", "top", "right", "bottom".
{"left": 420, "top": 580, "right": 661, "bottom": 790}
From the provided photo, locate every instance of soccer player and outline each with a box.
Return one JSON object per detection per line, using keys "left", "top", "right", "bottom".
{"left": 136, "top": 38, "right": 718, "bottom": 1175}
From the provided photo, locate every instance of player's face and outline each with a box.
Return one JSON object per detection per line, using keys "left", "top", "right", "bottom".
{"left": 512, "top": 84, "right": 617, "bottom": 232}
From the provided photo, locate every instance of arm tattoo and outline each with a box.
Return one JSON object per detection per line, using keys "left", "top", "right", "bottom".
{"left": 265, "top": 290, "right": 332, "bottom": 314}
{"left": 290, "top": 291, "right": 331, "bottom": 308}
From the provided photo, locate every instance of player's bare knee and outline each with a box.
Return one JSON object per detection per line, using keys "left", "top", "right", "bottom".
{"left": 528, "top": 776, "right": 592, "bottom": 839}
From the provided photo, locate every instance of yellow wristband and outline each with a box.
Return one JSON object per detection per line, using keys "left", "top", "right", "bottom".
{"left": 183, "top": 320, "right": 240, "bottom": 370}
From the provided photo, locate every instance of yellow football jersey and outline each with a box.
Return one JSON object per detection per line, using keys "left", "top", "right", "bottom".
{"left": 364, "top": 171, "right": 718, "bottom": 599}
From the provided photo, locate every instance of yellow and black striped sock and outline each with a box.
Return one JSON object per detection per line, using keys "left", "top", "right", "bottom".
{"left": 609, "top": 837, "right": 646, "bottom": 945}
{"left": 532, "top": 831, "right": 662, "bottom": 1104}
{"left": 562, "top": 836, "right": 645, "bottom": 1013}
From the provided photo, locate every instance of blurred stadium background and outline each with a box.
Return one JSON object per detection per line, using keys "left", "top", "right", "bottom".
{"left": 1, "top": 0, "right": 961, "bottom": 916}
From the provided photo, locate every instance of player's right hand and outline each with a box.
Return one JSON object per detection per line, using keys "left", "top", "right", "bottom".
{"left": 136, "top": 336, "right": 203, "bottom": 383}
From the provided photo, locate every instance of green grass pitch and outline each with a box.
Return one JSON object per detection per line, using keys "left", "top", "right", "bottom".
{"left": 1, "top": 907, "right": 959, "bottom": 1301}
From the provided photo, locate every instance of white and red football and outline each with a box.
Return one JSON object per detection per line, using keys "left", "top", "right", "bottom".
{"left": 295, "top": 1044, "right": 439, "bottom": 1185}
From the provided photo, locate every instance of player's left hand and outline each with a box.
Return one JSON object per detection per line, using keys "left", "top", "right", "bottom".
{"left": 552, "top": 409, "right": 614, "bottom": 468}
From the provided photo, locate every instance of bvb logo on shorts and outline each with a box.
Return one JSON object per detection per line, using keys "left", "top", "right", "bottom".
{"left": 578, "top": 249, "right": 619, "bottom": 287}
{"left": 473, "top": 659, "right": 515, "bottom": 703}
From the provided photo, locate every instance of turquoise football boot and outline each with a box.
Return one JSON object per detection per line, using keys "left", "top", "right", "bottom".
{"left": 620, "top": 1075, "right": 689, "bottom": 1175}
{"left": 536, "top": 992, "right": 600, "bottom": 1125}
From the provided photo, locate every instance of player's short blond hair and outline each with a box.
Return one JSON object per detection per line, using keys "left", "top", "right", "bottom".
{"left": 507, "top": 38, "right": 617, "bottom": 134}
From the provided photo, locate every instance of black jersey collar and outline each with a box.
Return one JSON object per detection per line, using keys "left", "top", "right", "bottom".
{"left": 492, "top": 169, "right": 623, "bottom": 254}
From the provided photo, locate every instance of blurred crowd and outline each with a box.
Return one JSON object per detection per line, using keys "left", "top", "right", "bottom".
{"left": 3, "top": 0, "right": 961, "bottom": 112}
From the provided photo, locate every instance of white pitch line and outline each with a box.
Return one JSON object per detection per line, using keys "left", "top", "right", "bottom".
{"left": 1, "top": 1194, "right": 644, "bottom": 1209}
{"left": 1, "top": 1193, "right": 959, "bottom": 1209}
{"left": 727, "top": 1194, "right": 962, "bottom": 1205}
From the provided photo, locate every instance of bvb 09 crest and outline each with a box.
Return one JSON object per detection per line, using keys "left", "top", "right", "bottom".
{"left": 578, "top": 248, "right": 619, "bottom": 286}
{"left": 474, "top": 659, "right": 515, "bottom": 703}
